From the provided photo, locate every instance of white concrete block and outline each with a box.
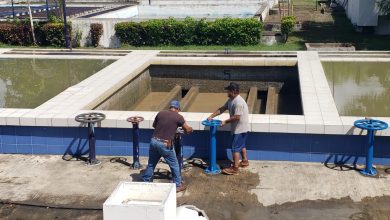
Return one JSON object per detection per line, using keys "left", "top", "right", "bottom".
{"left": 179, "top": 112, "right": 205, "bottom": 130}
{"left": 103, "top": 182, "right": 176, "bottom": 220}
{"left": 100, "top": 111, "right": 124, "bottom": 128}
{"left": 6, "top": 109, "right": 31, "bottom": 126}
{"left": 287, "top": 115, "right": 305, "bottom": 133}
{"left": 269, "top": 115, "right": 288, "bottom": 133}
{"left": 116, "top": 111, "right": 140, "bottom": 128}
{"left": 0, "top": 108, "right": 18, "bottom": 124}
{"left": 19, "top": 114, "right": 37, "bottom": 126}
{"left": 324, "top": 125, "right": 344, "bottom": 135}
{"left": 35, "top": 114, "right": 53, "bottom": 126}
{"left": 340, "top": 116, "right": 366, "bottom": 135}
{"left": 305, "top": 115, "right": 325, "bottom": 134}
{"left": 251, "top": 114, "right": 269, "bottom": 133}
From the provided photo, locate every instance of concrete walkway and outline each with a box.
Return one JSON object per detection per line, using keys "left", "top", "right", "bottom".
{"left": 0, "top": 154, "right": 389, "bottom": 219}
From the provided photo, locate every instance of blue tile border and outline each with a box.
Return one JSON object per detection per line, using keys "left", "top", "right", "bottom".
{"left": 0, "top": 126, "right": 389, "bottom": 165}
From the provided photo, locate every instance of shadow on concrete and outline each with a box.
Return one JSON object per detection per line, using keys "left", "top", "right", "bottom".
{"left": 291, "top": 7, "right": 390, "bottom": 50}
{"left": 62, "top": 125, "right": 89, "bottom": 162}
{"left": 324, "top": 154, "right": 359, "bottom": 171}
{"left": 129, "top": 167, "right": 171, "bottom": 183}
{"left": 109, "top": 157, "right": 132, "bottom": 167}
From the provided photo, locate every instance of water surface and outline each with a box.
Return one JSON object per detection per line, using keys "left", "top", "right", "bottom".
{"left": 0, "top": 58, "right": 114, "bottom": 108}
{"left": 322, "top": 61, "right": 390, "bottom": 117}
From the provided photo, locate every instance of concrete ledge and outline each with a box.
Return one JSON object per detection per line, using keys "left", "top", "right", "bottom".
{"left": 181, "top": 87, "right": 199, "bottom": 111}
{"left": 155, "top": 85, "right": 182, "bottom": 111}
{"left": 246, "top": 87, "right": 258, "bottom": 114}
{"left": 265, "top": 87, "right": 278, "bottom": 114}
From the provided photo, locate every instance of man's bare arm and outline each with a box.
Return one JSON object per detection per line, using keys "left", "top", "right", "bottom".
{"left": 182, "top": 122, "right": 193, "bottom": 134}
{"left": 221, "top": 115, "right": 240, "bottom": 126}
{"left": 207, "top": 109, "right": 221, "bottom": 121}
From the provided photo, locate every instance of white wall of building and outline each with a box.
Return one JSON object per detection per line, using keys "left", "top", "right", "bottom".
{"left": 340, "top": 0, "right": 378, "bottom": 26}
{"left": 91, "top": 5, "right": 138, "bottom": 19}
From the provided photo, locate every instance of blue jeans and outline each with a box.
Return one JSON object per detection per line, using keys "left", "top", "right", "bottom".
{"left": 142, "top": 138, "right": 182, "bottom": 187}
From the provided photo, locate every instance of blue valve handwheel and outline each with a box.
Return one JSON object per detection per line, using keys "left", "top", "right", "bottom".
{"left": 202, "top": 119, "right": 222, "bottom": 127}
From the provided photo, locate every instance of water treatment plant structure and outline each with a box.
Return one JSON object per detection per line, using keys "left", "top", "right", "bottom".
{"left": 0, "top": 48, "right": 390, "bottom": 166}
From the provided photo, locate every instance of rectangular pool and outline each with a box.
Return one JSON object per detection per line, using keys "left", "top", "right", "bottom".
{"left": 0, "top": 58, "right": 115, "bottom": 108}
{"left": 322, "top": 61, "right": 390, "bottom": 117}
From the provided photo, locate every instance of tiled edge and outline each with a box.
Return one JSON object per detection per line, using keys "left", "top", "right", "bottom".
{"left": 269, "top": 115, "right": 288, "bottom": 133}
{"left": 341, "top": 116, "right": 390, "bottom": 137}
{"left": 251, "top": 114, "right": 270, "bottom": 132}
{"left": 320, "top": 57, "right": 390, "bottom": 62}
{"left": 151, "top": 57, "right": 297, "bottom": 67}
{"left": 35, "top": 50, "right": 160, "bottom": 113}
{"left": 376, "top": 117, "right": 390, "bottom": 136}
{"left": 0, "top": 109, "right": 31, "bottom": 125}
{"left": 287, "top": 115, "right": 305, "bottom": 133}
{"left": 0, "top": 53, "right": 122, "bottom": 60}
{"left": 297, "top": 51, "right": 343, "bottom": 135}
{"left": 340, "top": 116, "right": 367, "bottom": 135}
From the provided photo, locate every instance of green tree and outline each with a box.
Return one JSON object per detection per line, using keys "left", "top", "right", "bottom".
{"left": 281, "top": 16, "right": 296, "bottom": 42}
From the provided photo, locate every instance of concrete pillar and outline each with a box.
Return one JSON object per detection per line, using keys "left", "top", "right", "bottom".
{"left": 265, "top": 86, "right": 279, "bottom": 114}
{"left": 154, "top": 85, "right": 182, "bottom": 111}
{"left": 246, "top": 87, "right": 258, "bottom": 114}
{"left": 181, "top": 87, "right": 199, "bottom": 111}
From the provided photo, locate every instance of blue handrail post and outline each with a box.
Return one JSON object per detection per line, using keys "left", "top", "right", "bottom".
{"left": 202, "top": 119, "right": 221, "bottom": 175}
{"left": 127, "top": 116, "right": 144, "bottom": 170}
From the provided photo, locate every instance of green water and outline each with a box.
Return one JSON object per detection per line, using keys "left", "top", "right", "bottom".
{"left": 322, "top": 61, "right": 390, "bottom": 117}
{"left": 0, "top": 58, "right": 114, "bottom": 108}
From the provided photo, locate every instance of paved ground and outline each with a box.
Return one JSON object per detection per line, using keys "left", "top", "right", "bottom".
{"left": 0, "top": 154, "right": 389, "bottom": 220}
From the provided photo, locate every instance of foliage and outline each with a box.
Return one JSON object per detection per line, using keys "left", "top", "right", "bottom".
{"left": 39, "top": 23, "right": 70, "bottom": 47}
{"left": 0, "top": 22, "right": 33, "bottom": 46}
{"left": 72, "top": 29, "right": 82, "bottom": 48}
{"left": 281, "top": 16, "right": 296, "bottom": 42}
{"left": 48, "top": 12, "right": 62, "bottom": 23}
{"left": 89, "top": 23, "right": 103, "bottom": 47}
{"left": 378, "top": 0, "right": 390, "bottom": 16}
{"left": 115, "top": 17, "right": 262, "bottom": 46}
{"left": 0, "top": 22, "right": 70, "bottom": 47}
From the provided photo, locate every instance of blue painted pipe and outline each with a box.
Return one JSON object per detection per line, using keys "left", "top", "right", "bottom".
{"left": 209, "top": 125, "right": 218, "bottom": 172}
{"left": 132, "top": 123, "right": 141, "bottom": 169}
{"left": 363, "top": 130, "right": 376, "bottom": 176}
{"left": 202, "top": 120, "right": 221, "bottom": 174}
